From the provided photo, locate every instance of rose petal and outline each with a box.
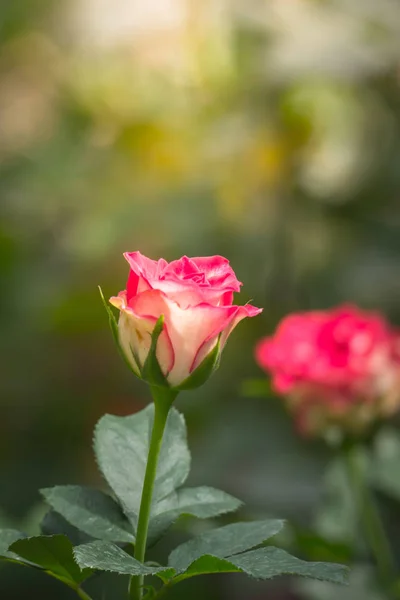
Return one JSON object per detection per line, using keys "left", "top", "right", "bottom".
{"left": 124, "top": 251, "right": 159, "bottom": 278}
{"left": 126, "top": 269, "right": 139, "bottom": 301}
{"left": 191, "top": 304, "right": 262, "bottom": 372}
{"left": 110, "top": 292, "right": 174, "bottom": 376}
{"left": 146, "top": 279, "right": 234, "bottom": 310}
{"left": 162, "top": 256, "right": 202, "bottom": 280}
{"left": 130, "top": 290, "right": 259, "bottom": 386}
{"left": 190, "top": 256, "right": 242, "bottom": 291}
{"left": 122, "top": 253, "right": 243, "bottom": 309}
{"left": 219, "top": 304, "right": 263, "bottom": 348}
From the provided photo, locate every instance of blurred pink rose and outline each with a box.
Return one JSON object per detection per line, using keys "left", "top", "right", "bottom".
{"left": 255, "top": 305, "right": 400, "bottom": 435}
{"left": 110, "top": 252, "right": 262, "bottom": 388}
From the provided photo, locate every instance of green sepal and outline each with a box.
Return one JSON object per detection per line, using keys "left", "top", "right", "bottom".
{"left": 176, "top": 336, "right": 221, "bottom": 391}
{"left": 142, "top": 315, "right": 169, "bottom": 387}
{"left": 98, "top": 286, "right": 139, "bottom": 377}
{"left": 98, "top": 286, "right": 119, "bottom": 345}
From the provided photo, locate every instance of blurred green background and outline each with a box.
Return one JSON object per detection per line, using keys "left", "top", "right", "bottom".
{"left": 1, "top": 0, "right": 400, "bottom": 598}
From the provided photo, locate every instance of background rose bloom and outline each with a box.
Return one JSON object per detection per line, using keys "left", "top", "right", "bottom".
{"left": 110, "top": 252, "right": 262, "bottom": 388}
{"left": 255, "top": 305, "right": 400, "bottom": 435}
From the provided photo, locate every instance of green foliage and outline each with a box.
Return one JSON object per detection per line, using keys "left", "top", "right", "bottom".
{"left": 166, "top": 519, "right": 348, "bottom": 585}
{"left": 170, "top": 547, "right": 348, "bottom": 584}
{"left": 94, "top": 405, "right": 191, "bottom": 530}
{"left": 176, "top": 554, "right": 241, "bottom": 577}
{"left": 41, "top": 486, "right": 135, "bottom": 543}
{"left": 72, "top": 523, "right": 348, "bottom": 587}
{"left": 9, "top": 535, "right": 92, "bottom": 586}
{"left": 73, "top": 540, "right": 169, "bottom": 576}
{"left": 148, "top": 486, "right": 242, "bottom": 545}
{"left": 1, "top": 405, "right": 349, "bottom": 596}
{"left": 228, "top": 547, "right": 348, "bottom": 583}
{"left": 41, "top": 511, "right": 93, "bottom": 546}
{"left": 168, "top": 519, "right": 285, "bottom": 572}
{"left": 0, "top": 529, "right": 27, "bottom": 562}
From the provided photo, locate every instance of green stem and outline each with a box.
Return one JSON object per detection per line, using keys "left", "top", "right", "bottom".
{"left": 152, "top": 584, "right": 170, "bottom": 600}
{"left": 344, "top": 444, "right": 396, "bottom": 593}
{"left": 129, "top": 387, "right": 177, "bottom": 600}
{"left": 76, "top": 587, "right": 95, "bottom": 600}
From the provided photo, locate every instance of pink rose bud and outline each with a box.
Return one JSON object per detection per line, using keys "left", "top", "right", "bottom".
{"left": 255, "top": 305, "right": 400, "bottom": 437}
{"left": 110, "top": 252, "right": 262, "bottom": 389}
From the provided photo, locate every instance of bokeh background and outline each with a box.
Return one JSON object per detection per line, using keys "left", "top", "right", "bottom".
{"left": 1, "top": 0, "right": 400, "bottom": 598}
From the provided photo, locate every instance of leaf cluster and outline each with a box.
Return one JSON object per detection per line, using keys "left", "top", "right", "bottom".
{"left": 0, "top": 405, "right": 349, "bottom": 598}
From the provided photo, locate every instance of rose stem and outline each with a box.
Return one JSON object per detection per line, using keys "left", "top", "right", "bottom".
{"left": 129, "top": 387, "right": 177, "bottom": 600}
{"left": 343, "top": 443, "right": 397, "bottom": 596}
